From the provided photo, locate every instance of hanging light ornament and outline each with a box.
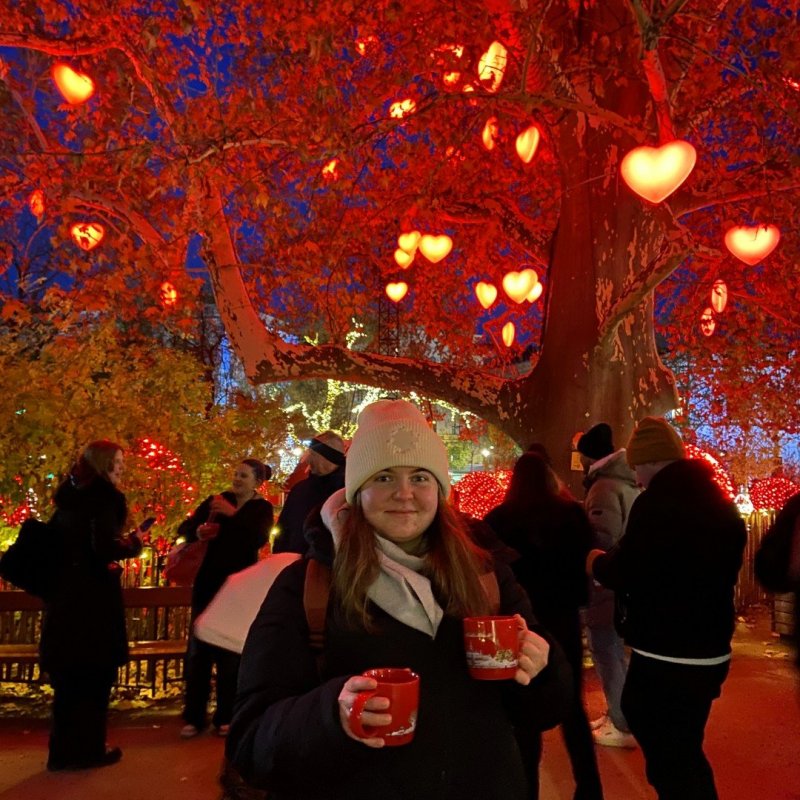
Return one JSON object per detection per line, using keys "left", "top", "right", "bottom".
{"left": 502, "top": 269, "right": 537, "bottom": 303}
{"left": 710, "top": 280, "right": 728, "bottom": 313}
{"left": 52, "top": 63, "right": 95, "bottom": 105}
{"left": 515, "top": 125, "right": 541, "bottom": 164}
{"left": 418, "top": 234, "right": 452, "bottom": 263}
{"left": 321, "top": 159, "right": 339, "bottom": 181}
{"left": 501, "top": 322, "right": 515, "bottom": 347}
{"left": 482, "top": 117, "right": 499, "bottom": 151}
{"left": 475, "top": 282, "right": 498, "bottom": 309}
{"left": 397, "top": 231, "right": 421, "bottom": 254}
{"left": 526, "top": 282, "right": 543, "bottom": 303}
{"left": 28, "top": 189, "right": 45, "bottom": 219}
{"left": 620, "top": 140, "right": 697, "bottom": 203}
{"left": 477, "top": 41, "right": 507, "bottom": 93}
{"left": 700, "top": 307, "right": 715, "bottom": 337}
{"left": 394, "top": 249, "right": 414, "bottom": 269}
{"left": 723, "top": 225, "right": 781, "bottom": 265}
{"left": 385, "top": 282, "right": 408, "bottom": 302}
{"left": 70, "top": 222, "right": 105, "bottom": 251}
{"left": 390, "top": 98, "right": 416, "bottom": 118}
{"left": 159, "top": 282, "right": 178, "bottom": 307}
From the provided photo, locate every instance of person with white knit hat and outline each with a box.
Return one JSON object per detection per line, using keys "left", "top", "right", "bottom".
{"left": 227, "top": 399, "right": 572, "bottom": 800}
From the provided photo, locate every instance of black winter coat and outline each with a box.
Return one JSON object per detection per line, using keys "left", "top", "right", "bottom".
{"left": 227, "top": 533, "right": 572, "bottom": 800}
{"left": 592, "top": 459, "right": 746, "bottom": 659}
{"left": 179, "top": 492, "right": 272, "bottom": 615}
{"left": 40, "top": 477, "right": 142, "bottom": 673}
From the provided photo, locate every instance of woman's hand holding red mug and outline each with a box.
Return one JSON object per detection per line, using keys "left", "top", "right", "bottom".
{"left": 209, "top": 494, "right": 236, "bottom": 517}
{"left": 513, "top": 614, "right": 550, "bottom": 686}
{"left": 338, "top": 675, "right": 391, "bottom": 748}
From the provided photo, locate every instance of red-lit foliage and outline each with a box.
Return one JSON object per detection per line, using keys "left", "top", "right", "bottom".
{"left": 749, "top": 477, "right": 800, "bottom": 512}
{"left": 452, "top": 470, "right": 511, "bottom": 520}
{"left": 684, "top": 444, "right": 735, "bottom": 499}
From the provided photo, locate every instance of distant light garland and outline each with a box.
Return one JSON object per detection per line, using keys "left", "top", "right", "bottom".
{"left": 749, "top": 477, "right": 800, "bottom": 512}
{"left": 684, "top": 444, "right": 734, "bottom": 498}
{"left": 452, "top": 470, "right": 511, "bottom": 520}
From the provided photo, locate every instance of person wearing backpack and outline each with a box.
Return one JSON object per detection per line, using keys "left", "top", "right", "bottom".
{"left": 41, "top": 440, "right": 143, "bottom": 771}
{"left": 227, "top": 399, "right": 572, "bottom": 800}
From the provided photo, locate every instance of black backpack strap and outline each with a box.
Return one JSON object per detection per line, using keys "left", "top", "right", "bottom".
{"left": 303, "top": 559, "right": 332, "bottom": 652}
{"left": 479, "top": 571, "right": 501, "bottom": 614}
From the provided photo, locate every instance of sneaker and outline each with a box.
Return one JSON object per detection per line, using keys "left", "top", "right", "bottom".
{"left": 589, "top": 713, "right": 608, "bottom": 731}
{"left": 592, "top": 719, "right": 637, "bottom": 748}
{"left": 180, "top": 724, "right": 201, "bottom": 739}
{"left": 215, "top": 724, "right": 230, "bottom": 737}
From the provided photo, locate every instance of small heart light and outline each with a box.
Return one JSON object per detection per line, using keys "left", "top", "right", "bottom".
{"left": 710, "top": 280, "right": 727, "bottom": 313}
{"left": 418, "top": 234, "right": 452, "bottom": 263}
{"left": 70, "top": 222, "right": 105, "bottom": 251}
{"left": 28, "top": 189, "right": 45, "bottom": 219}
{"left": 620, "top": 139, "right": 696, "bottom": 203}
{"left": 526, "top": 282, "right": 543, "bottom": 303}
{"left": 397, "top": 231, "right": 421, "bottom": 253}
{"left": 502, "top": 269, "right": 537, "bottom": 303}
{"left": 160, "top": 281, "right": 178, "bottom": 307}
{"left": 700, "top": 307, "right": 715, "bottom": 337}
{"left": 390, "top": 98, "right": 416, "bottom": 119}
{"left": 723, "top": 225, "right": 780, "bottom": 265}
{"left": 52, "top": 64, "right": 95, "bottom": 105}
{"left": 482, "top": 117, "right": 498, "bottom": 151}
{"left": 321, "top": 159, "right": 339, "bottom": 181}
{"left": 475, "top": 282, "right": 498, "bottom": 309}
{"left": 502, "top": 322, "right": 515, "bottom": 347}
{"left": 386, "top": 282, "right": 408, "bottom": 302}
{"left": 394, "top": 248, "right": 415, "bottom": 269}
{"left": 515, "top": 125, "right": 540, "bottom": 164}
{"left": 477, "top": 41, "right": 507, "bottom": 93}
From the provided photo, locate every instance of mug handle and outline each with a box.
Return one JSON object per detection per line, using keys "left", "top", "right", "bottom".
{"left": 347, "top": 690, "right": 379, "bottom": 739}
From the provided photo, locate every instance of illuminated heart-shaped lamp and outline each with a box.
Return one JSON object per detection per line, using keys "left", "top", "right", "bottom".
{"left": 52, "top": 64, "right": 95, "bottom": 105}
{"left": 515, "top": 125, "right": 540, "bottom": 164}
{"left": 418, "top": 234, "right": 452, "bottom": 263}
{"left": 482, "top": 117, "right": 498, "bottom": 151}
{"left": 394, "top": 249, "right": 415, "bottom": 269}
{"left": 390, "top": 98, "right": 416, "bottom": 119}
{"left": 70, "top": 222, "right": 105, "bottom": 251}
{"left": 397, "top": 230, "right": 421, "bottom": 254}
{"left": 160, "top": 281, "right": 178, "bottom": 307}
{"left": 710, "top": 280, "right": 728, "bottom": 314}
{"left": 723, "top": 225, "right": 780, "bottom": 265}
{"left": 526, "top": 282, "right": 543, "bottom": 303}
{"left": 386, "top": 282, "right": 408, "bottom": 302}
{"left": 501, "top": 322, "right": 515, "bottom": 347}
{"left": 28, "top": 189, "right": 45, "bottom": 219}
{"left": 475, "top": 282, "right": 498, "bottom": 309}
{"left": 321, "top": 159, "right": 339, "bottom": 181}
{"left": 700, "top": 307, "right": 715, "bottom": 337}
{"left": 620, "top": 139, "right": 696, "bottom": 203}
{"left": 502, "top": 269, "right": 537, "bottom": 303}
{"left": 478, "top": 41, "right": 507, "bottom": 93}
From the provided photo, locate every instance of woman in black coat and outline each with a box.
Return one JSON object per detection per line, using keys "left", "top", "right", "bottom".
{"left": 42, "top": 440, "right": 143, "bottom": 771}
{"left": 485, "top": 452, "right": 603, "bottom": 800}
{"left": 178, "top": 459, "right": 273, "bottom": 738}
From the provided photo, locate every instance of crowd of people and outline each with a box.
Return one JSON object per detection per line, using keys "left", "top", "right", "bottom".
{"left": 26, "top": 406, "right": 800, "bottom": 800}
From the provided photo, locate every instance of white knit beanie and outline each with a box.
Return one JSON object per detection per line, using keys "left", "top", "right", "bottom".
{"left": 345, "top": 400, "right": 451, "bottom": 503}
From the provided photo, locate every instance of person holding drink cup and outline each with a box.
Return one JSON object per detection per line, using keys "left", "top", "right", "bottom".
{"left": 227, "top": 400, "right": 571, "bottom": 799}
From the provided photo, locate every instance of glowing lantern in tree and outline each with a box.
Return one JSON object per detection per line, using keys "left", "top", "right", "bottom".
{"left": 482, "top": 117, "right": 499, "bottom": 151}
{"left": 502, "top": 269, "right": 537, "bottom": 303}
{"left": 477, "top": 41, "right": 507, "bottom": 93}
{"left": 699, "top": 307, "right": 715, "bottom": 337}
{"left": 394, "top": 249, "right": 414, "bottom": 269}
{"left": 724, "top": 225, "right": 781, "bottom": 265}
{"left": 160, "top": 281, "right": 178, "bottom": 306}
{"left": 397, "top": 231, "right": 421, "bottom": 254}
{"left": 475, "top": 282, "right": 498, "bottom": 309}
{"left": 70, "top": 222, "right": 105, "bottom": 251}
{"left": 710, "top": 280, "right": 728, "bottom": 313}
{"left": 501, "top": 322, "right": 515, "bottom": 347}
{"left": 620, "top": 140, "right": 697, "bottom": 203}
{"left": 28, "top": 189, "right": 45, "bottom": 219}
{"left": 390, "top": 99, "right": 416, "bottom": 119}
{"left": 385, "top": 282, "right": 408, "bottom": 302}
{"left": 526, "top": 282, "right": 543, "bottom": 303}
{"left": 515, "top": 125, "right": 541, "bottom": 164}
{"left": 52, "top": 63, "right": 95, "bottom": 105}
{"left": 418, "top": 234, "right": 452, "bottom": 263}
{"left": 321, "top": 159, "right": 339, "bottom": 181}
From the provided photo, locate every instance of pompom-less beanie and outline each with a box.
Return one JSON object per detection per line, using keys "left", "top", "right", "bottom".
{"left": 626, "top": 417, "right": 686, "bottom": 467}
{"left": 345, "top": 400, "right": 451, "bottom": 503}
{"left": 577, "top": 423, "right": 615, "bottom": 460}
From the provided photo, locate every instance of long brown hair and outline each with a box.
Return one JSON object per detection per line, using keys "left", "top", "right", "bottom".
{"left": 72, "top": 440, "right": 123, "bottom": 487}
{"left": 333, "top": 492, "right": 493, "bottom": 628}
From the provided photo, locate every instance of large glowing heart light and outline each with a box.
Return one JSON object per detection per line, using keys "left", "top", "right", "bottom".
{"left": 502, "top": 269, "right": 537, "bottom": 303}
{"left": 475, "top": 282, "right": 498, "bottom": 309}
{"left": 70, "top": 222, "right": 105, "bottom": 251}
{"left": 385, "top": 282, "right": 408, "bottom": 302}
{"left": 620, "top": 140, "right": 696, "bottom": 203}
{"left": 52, "top": 64, "right": 95, "bottom": 105}
{"left": 394, "top": 249, "right": 414, "bottom": 269}
{"left": 515, "top": 125, "right": 540, "bottom": 164}
{"left": 397, "top": 231, "right": 421, "bottom": 254}
{"left": 724, "top": 225, "right": 780, "bottom": 265}
{"left": 418, "top": 234, "right": 452, "bottom": 263}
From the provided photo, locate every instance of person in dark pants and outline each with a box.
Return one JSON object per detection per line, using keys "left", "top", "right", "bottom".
{"left": 588, "top": 417, "right": 746, "bottom": 800}
{"left": 42, "top": 440, "right": 143, "bottom": 771}
{"left": 179, "top": 459, "right": 273, "bottom": 738}
{"left": 485, "top": 452, "right": 603, "bottom": 800}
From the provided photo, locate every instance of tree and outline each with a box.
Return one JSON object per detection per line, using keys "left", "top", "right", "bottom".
{"left": 1, "top": 1, "right": 797, "bottom": 479}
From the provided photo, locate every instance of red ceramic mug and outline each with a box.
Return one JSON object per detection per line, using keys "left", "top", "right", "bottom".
{"left": 463, "top": 615, "right": 519, "bottom": 680}
{"left": 347, "top": 667, "right": 420, "bottom": 746}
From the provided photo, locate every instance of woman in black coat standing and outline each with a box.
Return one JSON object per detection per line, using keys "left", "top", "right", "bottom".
{"left": 485, "top": 452, "right": 603, "bottom": 800}
{"left": 42, "top": 440, "right": 143, "bottom": 771}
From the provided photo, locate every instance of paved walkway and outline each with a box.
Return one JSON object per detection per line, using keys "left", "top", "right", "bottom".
{"left": 0, "top": 608, "right": 798, "bottom": 800}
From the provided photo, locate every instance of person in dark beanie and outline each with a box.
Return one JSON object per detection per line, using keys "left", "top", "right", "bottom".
{"left": 576, "top": 423, "right": 639, "bottom": 748}
{"left": 272, "top": 431, "right": 346, "bottom": 556}
{"left": 587, "top": 417, "right": 746, "bottom": 800}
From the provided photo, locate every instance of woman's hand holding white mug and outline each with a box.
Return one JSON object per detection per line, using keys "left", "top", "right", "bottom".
{"left": 338, "top": 675, "right": 391, "bottom": 749}
{"left": 513, "top": 614, "right": 550, "bottom": 686}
